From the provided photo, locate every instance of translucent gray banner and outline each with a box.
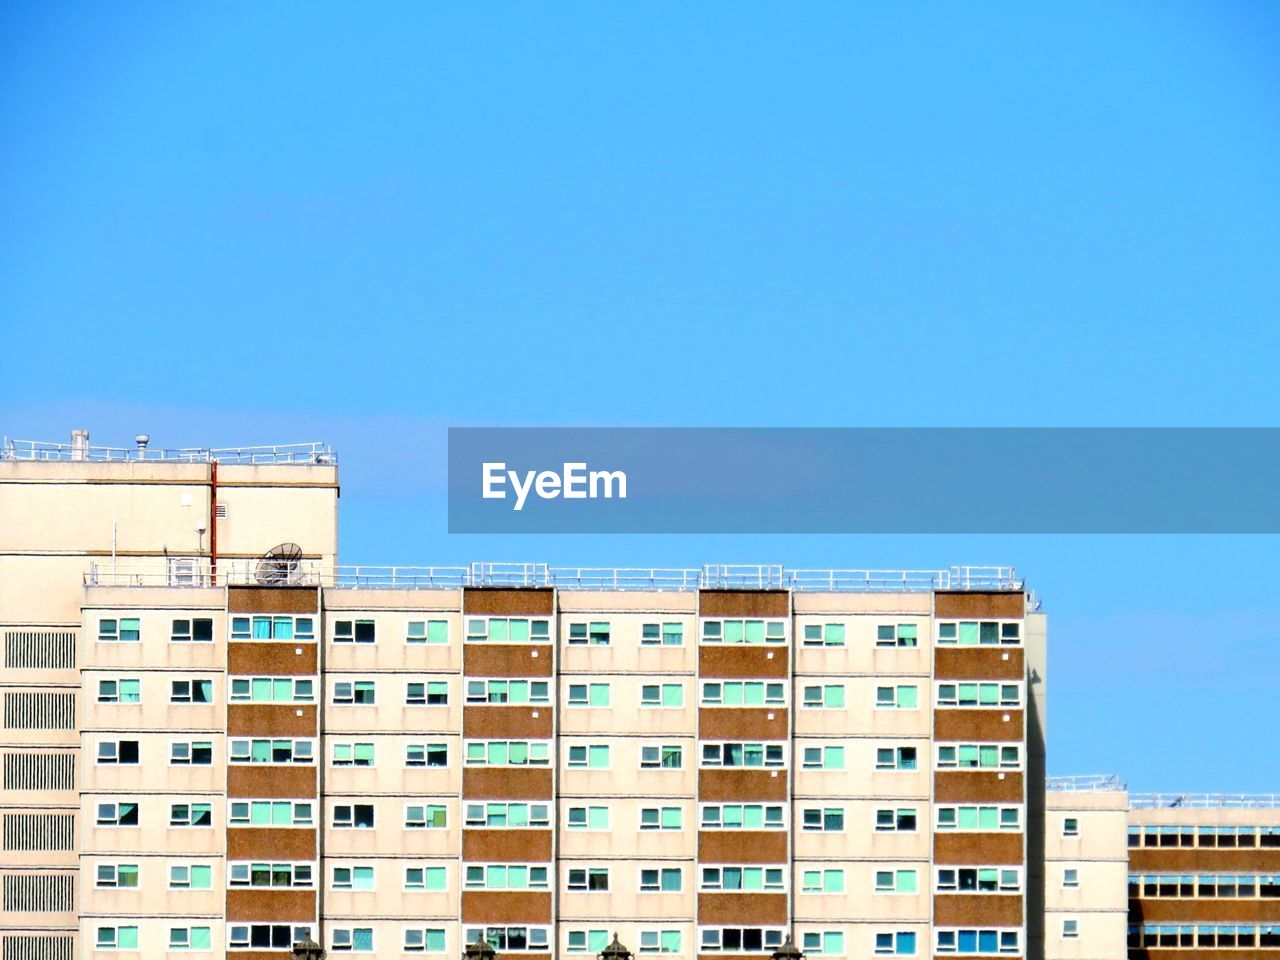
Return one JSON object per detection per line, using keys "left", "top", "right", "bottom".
{"left": 447, "top": 427, "right": 1280, "bottom": 533}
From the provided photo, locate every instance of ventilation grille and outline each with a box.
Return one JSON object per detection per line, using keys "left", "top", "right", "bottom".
{"left": 1, "top": 874, "right": 74, "bottom": 912}
{"left": 2, "top": 753, "right": 74, "bottom": 791}
{"left": 1, "top": 815, "right": 74, "bottom": 852}
{"left": 1, "top": 693, "right": 74, "bottom": 731}
{"left": 2, "top": 632, "right": 75, "bottom": 670}
{"left": 2, "top": 935, "right": 74, "bottom": 960}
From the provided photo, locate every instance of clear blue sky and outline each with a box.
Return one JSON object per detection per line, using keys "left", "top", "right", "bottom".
{"left": 3, "top": 2, "right": 1278, "bottom": 791}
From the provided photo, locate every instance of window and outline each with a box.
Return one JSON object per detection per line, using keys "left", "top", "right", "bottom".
{"left": 333, "top": 742, "right": 376, "bottom": 767}
{"left": 96, "top": 926, "right": 139, "bottom": 950}
{"left": 98, "top": 679, "right": 141, "bottom": 703}
{"left": 1062, "top": 920, "right": 1078, "bottom": 940}
{"left": 465, "top": 618, "right": 551, "bottom": 643}
{"left": 802, "top": 932, "right": 845, "bottom": 956}
{"left": 462, "top": 927, "right": 550, "bottom": 952}
{"left": 96, "top": 802, "right": 139, "bottom": 827}
{"left": 801, "top": 745, "right": 845, "bottom": 770}
{"left": 229, "top": 738, "right": 314, "bottom": 765}
{"left": 95, "top": 864, "right": 139, "bottom": 889}
{"left": 801, "top": 868, "right": 845, "bottom": 893}
{"left": 567, "top": 931, "right": 610, "bottom": 954}
{"left": 875, "top": 808, "right": 917, "bottom": 832}
{"left": 228, "top": 924, "right": 314, "bottom": 950}
{"left": 168, "top": 925, "right": 213, "bottom": 951}
{"left": 700, "top": 619, "right": 786, "bottom": 644}
{"left": 465, "top": 802, "right": 551, "bottom": 828}
{"left": 464, "top": 864, "right": 549, "bottom": 890}
{"left": 641, "top": 622, "right": 683, "bottom": 645}
{"left": 406, "top": 680, "right": 449, "bottom": 705}
{"left": 567, "top": 683, "right": 611, "bottom": 707}
{"left": 331, "top": 804, "right": 375, "bottom": 829}
{"left": 937, "top": 744, "right": 1021, "bottom": 770}
{"left": 406, "top": 620, "right": 449, "bottom": 644}
{"left": 876, "top": 623, "right": 918, "bottom": 647}
{"left": 566, "top": 745, "right": 611, "bottom": 769}
{"left": 935, "top": 929, "right": 1021, "bottom": 954}
{"left": 801, "top": 684, "right": 845, "bottom": 708}
{"left": 638, "top": 930, "right": 682, "bottom": 954}
{"left": 639, "top": 867, "right": 683, "bottom": 892}
{"left": 701, "top": 681, "right": 785, "bottom": 706}
{"left": 405, "top": 804, "right": 447, "bottom": 829}
{"left": 936, "top": 867, "right": 1021, "bottom": 893}
{"left": 464, "top": 741, "right": 551, "bottom": 766}
{"left": 334, "top": 619, "right": 376, "bottom": 644}
{"left": 169, "top": 864, "right": 213, "bottom": 889}
{"left": 404, "top": 866, "right": 448, "bottom": 891}
{"left": 170, "top": 679, "right": 213, "bottom": 703}
{"left": 404, "top": 929, "right": 447, "bottom": 953}
{"left": 875, "top": 747, "right": 918, "bottom": 771}
{"left": 330, "top": 927, "right": 375, "bottom": 953}
{"left": 876, "top": 685, "right": 919, "bottom": 709}
{"left": 230, "top": 677, "right": 314, "bottom": 702}
{"left": 937, "top": 805, "right": 1022, "bottom": 831}
{"left": 229, "top": 800, "right": 312, "bottom": 826}
{"left": 937, "top": 621, "right": 1021, "bottom": 646}
{"left": 639, "top": 806, "right": 683, "bottom": 831}
{"left": 333, "top": 680, "right": 376, "bottom": 705}
{"left": 170, "top": 803, "right": 213, "bottom": 827}
{"left": 802, "top": 622, "right": 846, "bottom": 647}
{"left": 937, "top": 682, "right": 1021, "bottom": 708}
{"left": 1063, "top": 869, "right": 1079, "bottom": 888}
{"left": 96, "top": 740, "right": 139, "bottom": 765}
{"left": 170, "top": 618, "right": 213, "bottom": 642}
{"left": 1063, "top": 817, "right": 1080, "bottom": 837}
{"left": 567, "top": 621, "right": 610, "bottom": 645}
{"left": 701, "top": 742, "right": 786, "bottom": 768}
{"left": 640, "top": 744, "right": 683, "bottom": 769}
{"left": 701, "top": 866, "right": 785, "bottom": 891}
{"left": 98, "top": 618, "right": 140, "bottom": 643}
{"left": 332, "top": 865, "right": 376, "bottom": 890}
{"left": 699, "top": 929, "right": 785, "bottom": 952}
{"left": 875, "top": 869, "right": 919, "bottom": 894}
{"left": 566, "top": 866, "right": 610, "bottom": 891}
{"left": 566, "top": 806, "right": 610, "bottom": 830}
{"left": 875, "top": 931, "right": 918, "bottom": 956}
{"left": 228, "top": 862, "right": 313, "bottom": 888}
{"left": 700, "top": 804, "right": 785, "bottom": 830}
{"left": 406, "top": 743, "right": 448, "bottom": 768}
{"left": 640, "top": 683, "right": 683, "bottom": 707}
{"left": 802, "top": 807, "right": 845, "bottom": 832}
{"left": 466, "top": 679, "right": 550, "bottom": 704}
{"left": 170, "top": 741, "right": 213, "bottom": 765}
{"left": 230, "top": 616, "right": 315, "bottom": 641}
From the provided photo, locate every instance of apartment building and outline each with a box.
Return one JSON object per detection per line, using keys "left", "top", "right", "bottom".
{"left": 2, "top": 432, "right": 1048, "bottom": 959}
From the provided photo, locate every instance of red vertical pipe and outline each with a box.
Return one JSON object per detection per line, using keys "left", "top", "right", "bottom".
{"left": 210, "top": 460, "right": 218, "bottom": 584}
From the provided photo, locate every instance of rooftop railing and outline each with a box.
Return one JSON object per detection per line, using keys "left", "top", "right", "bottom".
{"left": 2, "top": 438, "right": 336, "bottom": 465}
{"left": 1048, "top": 774, "right": 1128, "bottom": 792}
{"left": 84, "top": 560, "right": 1025, "bottom": 593}
{"left": 1130, "top": 794, "right": 1280, "bottom": 809}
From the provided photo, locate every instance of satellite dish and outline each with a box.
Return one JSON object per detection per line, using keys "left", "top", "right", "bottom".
{"left": 255, "top": 543, "right": 305, "bottom": 585}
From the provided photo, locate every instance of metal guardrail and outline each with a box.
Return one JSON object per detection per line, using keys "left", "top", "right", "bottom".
{"left": 2, "top": 438, "right": 335, "bottom": 465}
{"left": 1130, "top": 794, "right": 1280, "bottom": 809}
{"left": 1048, "top": 774, "right": 1128, "bottom": 792}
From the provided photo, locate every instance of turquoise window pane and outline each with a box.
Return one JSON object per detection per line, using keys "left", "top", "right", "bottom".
{"left": 724, "top": 621, "right": 744, "bottom": 643}
{"left": 191, "top": 927, "right": 211, "bottom": 949}
{"left": 118, "top": 927, "right": 139, "bottom": 949}
{"left": 744, "top": 621, "right": 765, "bottom": 643}
{"left": 191, "top": 865, "right": 212, "bottom": 888}
{"left": 958, "top": 622, "right": 979, "bottom": 644}
{"left": 827, "top": 686, "right": 846, "bottom": 708}
{"left": 959, "top": 807, "right": 979, "bottom": 829}
{"left": 978, "top": 807, "right": 999, "bottom": 829}
{"left": 897, "top": 686, "right": 918, "bottom": 708}
{"left": 589, "top": 745, "right": 610, "bottom": 768}
{"left": 427, "top": 621, "right": 448, "bottom": 643}
{"left": 273, "top": 617, "right": 293, "bottom": 639}
{"left": 662, "top": 685, "right": 682, "bottom": 707}
{"left": 489, "top": 620, "right": 509, "bottom": 642}
{"left": 508, "top": 619, "right": 529, "bottom": 642}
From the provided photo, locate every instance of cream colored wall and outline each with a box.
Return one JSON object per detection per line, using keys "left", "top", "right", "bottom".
{"left": 1127, "top": 805, "right": 1280, "bottom": 827}
{"left": 792, "top": 800, "right": 930, "bottom": 859}
{"left": 79, "top": 856, "right": 223, "bottom": 917}
{"left": 322, "top": 798, "right": 459, "bottom": 857}
{"left": 791, "top": 677, "right": 930, "bottom": 737}
{"left": 1045, "top": 790, "right": 1128, "bottom": 960}
{"left": 79, "top": 917, "right": 227, "bottom": 958}
{"left": 792, "top": 860, "right": 930, "bottom": 921}
{"left": 78, "top": 795, "right": 224, "bottom": 856}
{"left": 556, "top": 799, "right": 695, "bottom": 859}
{"left": 558, "top": 863, "right": 695, "bottom": 920}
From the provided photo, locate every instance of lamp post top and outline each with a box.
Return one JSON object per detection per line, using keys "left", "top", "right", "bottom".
{"left": 464, "top": 937, "right": 497, "bottom": 960}
{"left": 600, "top": 933, "right": 633, "bottom": 960}
{"left": 771, "top": 934, "right": 804, "bottom": 960}
{"left": 292, "top": 933, "right": 325, "bottom": 960}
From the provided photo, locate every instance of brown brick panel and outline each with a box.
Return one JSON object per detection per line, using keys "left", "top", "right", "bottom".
{"left": 698, "top": 590, "right": 789, "bottom": 618}
{"left": 227, "top": 828, "right": 315, "bottom": 860}
{"left": 228, "top": 766, "right": 317, "bottom": 799}
{"left": 462, "top": 588, "right": 554, "bottom": 615}
{"left": 1131, "top": 898, "right": 1280, "bottom": 922}
{"left": 699, "top": 708, "right": 789, "bottom": 741}
{"left": 934, "top": 832, "right": 1024, "bottom": 865}
{"left": 225, "top": 889, "right": 316, "bottom": 922}
{"left": 464, "top": 829, "right": 553, "bottom": 862}
{"left": 1129, "top": 848, "right": 1280, "bottom": 871}
{"left": 934, "top": 893, "right": 1022, "bottom": 926}
{"left": 463, "top": 768, "right": 553, "bottom": 800}
{"left": 699, "top": 831, "right": 788, "bottom": 863}
{"left": 463, "top": 644, "right": 554, "bottom": 678}
{"left": 228, "top": 642, "right": 318, "bottom": 675}
{"left": 697, "top": 892, "right": 788, "bottom": 924}
{"left": 934, "top": 771, "right": 1023, "bottom": 803}
{"left": 228, "top": 586, "right": 319, "bottom": 614}
{"left": 935, "top": 709, "right": 1024, "bottom": 742}
{"left": 463, "top": 705, "right": 553, "bottom": 739}
{"left": 935, "top": 647, "right": 1025, "bottom": 680}
{"left": 934, "top": 591, "right": 1025, "bottom": 618}
{"left": 699, "top": 646, "right": 788, "bottom": 679}
{"left": 228, "top": 704, "right": 318, "bottom": 737}
{"left": 698, "top": 769, "right": 788, "bottom": 802}
{"left": 461, "top": 890, "right": 552, "bottom": 923}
